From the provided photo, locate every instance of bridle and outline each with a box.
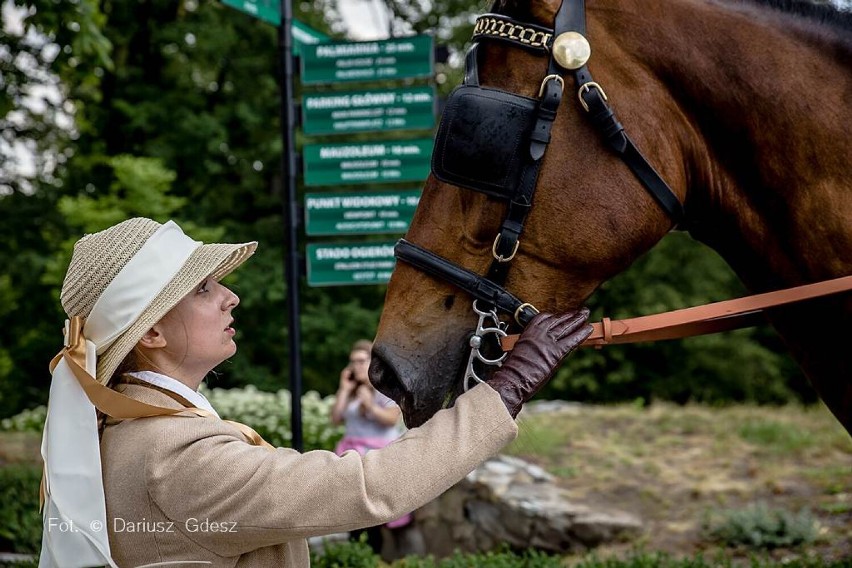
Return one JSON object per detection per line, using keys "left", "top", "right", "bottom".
{"left": 394, "top": 0, "right": 852, "bottom": 392}
{"left": 394, "top": 0, "right": 685, "bottom": 388}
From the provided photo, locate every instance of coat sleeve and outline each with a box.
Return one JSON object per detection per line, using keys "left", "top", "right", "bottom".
{"left": 145, "top": 383, "right": 517, "bottom": 556}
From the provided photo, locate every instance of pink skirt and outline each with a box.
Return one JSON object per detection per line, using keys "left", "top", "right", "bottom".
{"left": 335, "top": 436, "right": 414, "bottom": 529}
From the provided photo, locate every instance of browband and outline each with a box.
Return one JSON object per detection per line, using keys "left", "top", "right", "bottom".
{"left": 472, "top": 14, "right": 553, "bottom": 51}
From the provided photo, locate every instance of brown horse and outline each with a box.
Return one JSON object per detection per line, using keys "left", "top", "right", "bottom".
{"left": 369, "top": 0, "right": 852, "bottom": 431}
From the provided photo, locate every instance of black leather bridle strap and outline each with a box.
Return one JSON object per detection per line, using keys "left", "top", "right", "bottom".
{"left": 470, "top": 11, "right": 686, "bottom": 227}
{"left": 486, "top": 76, "right": 563, "bottom": 286}
{"left": 578, "top": 83, "right": 685, "bottom": 223}
{"left": 395, "top": 239, "right": 540, "bottom": 326}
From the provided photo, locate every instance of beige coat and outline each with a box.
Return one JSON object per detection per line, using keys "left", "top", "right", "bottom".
{"left": 100, "top": 382, "right": 517, "bottom": 567}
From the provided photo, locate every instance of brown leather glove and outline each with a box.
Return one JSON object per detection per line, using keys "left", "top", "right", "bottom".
{"left": 489, "top": 309, "right": 592, "bottom": 418}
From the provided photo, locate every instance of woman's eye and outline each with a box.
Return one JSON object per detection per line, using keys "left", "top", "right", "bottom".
{"left": 197, "top": 280, "right": 209, "bottom": 294}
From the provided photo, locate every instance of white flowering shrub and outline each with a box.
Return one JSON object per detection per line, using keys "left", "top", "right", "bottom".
{"left": 201, "top": 385, "right": 344, "bottom": 451}
{"left": 1, "top": 388, "right": 344, "bottom": 452}
{"left": 1, "top": 405, "right": 47, "bottom": 432}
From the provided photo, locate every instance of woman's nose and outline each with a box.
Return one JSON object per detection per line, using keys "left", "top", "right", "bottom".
{"left": 220, "top": 284, "right": 240, "bottom": 309}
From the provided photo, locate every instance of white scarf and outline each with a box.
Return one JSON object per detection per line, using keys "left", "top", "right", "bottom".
{"left": 39, "top": 221, "right": 201, "bottom": 568}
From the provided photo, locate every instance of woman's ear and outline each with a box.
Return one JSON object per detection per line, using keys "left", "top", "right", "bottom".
{"left": 138, "top": 325, "right": 167, "bottom": 349}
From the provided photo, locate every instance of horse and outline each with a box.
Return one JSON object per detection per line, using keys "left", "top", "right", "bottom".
{"left": 369, "top": 0, "right": 852, "bottom": 432}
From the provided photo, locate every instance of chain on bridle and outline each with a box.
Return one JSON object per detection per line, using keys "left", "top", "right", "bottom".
{"left": 394, "top": 0, "right": 685, "bottom": 388}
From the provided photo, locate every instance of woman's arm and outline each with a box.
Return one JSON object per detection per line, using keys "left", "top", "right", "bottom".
{"left": 357, "top": 388, "right": 401, "bottom": 427}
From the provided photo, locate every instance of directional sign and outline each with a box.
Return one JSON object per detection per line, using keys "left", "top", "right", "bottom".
{"left": 292, "top": 19, "right": 330, "bottom": 56}
{"left": 218, "top": 3, "right": 329, "bottom": 54}
{"left": 305, "top": 189, "right": 420, "bottom": 236}
{"left": 303, "top": 139, "right": 432, "bottom": 186}
{"left": 302, "top": 86, "right": 435, "bottom": 135}
{"left": 307, "top": 241, "right": 397, "bottom": 286}
{"left": 220, "top": 0, "right": 280, "bottom": 25}
{"left": 300, "top": 35, "right": 433, "bottom": 84}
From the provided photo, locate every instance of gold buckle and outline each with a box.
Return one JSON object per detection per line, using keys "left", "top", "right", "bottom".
{"left": 514, "top": 302, "right": 539, "bottom": 325}
{"left": 538, "top": 74, "right": 565, "bottom": 98}
{"left": 578, "top": 81, "right": 608, "bottom": 112}
{"left": 492, "top": 234, "right": 520, "bottom": 263}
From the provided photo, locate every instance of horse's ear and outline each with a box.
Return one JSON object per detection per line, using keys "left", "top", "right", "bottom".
{"left": 530, "top": 0, "right": 561, "bottom": 24}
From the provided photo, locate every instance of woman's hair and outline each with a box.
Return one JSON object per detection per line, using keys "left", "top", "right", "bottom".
{"left": 109, "top": 308, "right": 193, "bottom": 386}
{"left": 350, "top": 339, "right": 373, "bottom": 354}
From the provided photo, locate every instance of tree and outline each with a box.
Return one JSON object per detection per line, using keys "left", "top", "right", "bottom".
{"left": 0, "top": 0, "right": 813, "bottom": 419}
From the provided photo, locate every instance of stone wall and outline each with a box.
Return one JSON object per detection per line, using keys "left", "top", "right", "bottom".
{"left": 408, "top": 455, "right": 642, "bottom": 558}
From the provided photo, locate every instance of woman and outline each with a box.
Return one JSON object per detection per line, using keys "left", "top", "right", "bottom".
{"left": 39, "top": 217, "right": 592, "bottom": 567}
{"left": 330, "top": 340, "right": 415, "bottom": 557}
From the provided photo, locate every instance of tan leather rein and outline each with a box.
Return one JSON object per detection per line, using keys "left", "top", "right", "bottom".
{"left": 500, "top": 274, "right": 852, "bottom": 351}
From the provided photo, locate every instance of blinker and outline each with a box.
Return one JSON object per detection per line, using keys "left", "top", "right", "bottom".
{"left": 552, "top": 31, "right": 591, "bottom": 70}
{"left": 431, "top": 85, "right": 539, "bottom": 200}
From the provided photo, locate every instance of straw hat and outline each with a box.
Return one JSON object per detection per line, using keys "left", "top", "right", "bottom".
{"left": 60, "top": 217, "right": 257, "bottom": 384}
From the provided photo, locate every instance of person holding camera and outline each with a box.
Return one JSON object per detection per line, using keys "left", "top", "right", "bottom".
{"left": 39, "top": 217, "right": 592, "bottom": 567}
{"left": 330, "top": 340, "right": 416, "bottom": 557}
{"left": 331, "top": 339, "right": 401, "bottom": 447}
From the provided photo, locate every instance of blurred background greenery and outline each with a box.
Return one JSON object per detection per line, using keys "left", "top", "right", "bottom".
{"left": 0, "top": 0, "right": 818, "bottom": 420}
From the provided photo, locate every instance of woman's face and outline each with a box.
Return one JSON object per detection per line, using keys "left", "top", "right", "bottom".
{"left": 153, "top": 278, "right": 240, "bottom": 381}
{"left": 348, "top": 349, "right": 371, "bottom": 384}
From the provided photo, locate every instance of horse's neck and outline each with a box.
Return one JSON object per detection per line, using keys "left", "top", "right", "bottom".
{"left": 599, "top": 0, "right": 852, "bottom": 291}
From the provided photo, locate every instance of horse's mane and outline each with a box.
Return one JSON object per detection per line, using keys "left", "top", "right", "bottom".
{"left": 745, "top": 0, "right": 852, "bottom": 31}
{"left": 494, "top": 0, "right": 852, "bottom": 33}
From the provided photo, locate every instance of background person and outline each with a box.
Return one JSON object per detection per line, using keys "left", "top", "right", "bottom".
{"left": 39, "top": 217, "right": 592, "bottom": 567}
{"left": 330, "top": 340, "right": 422, "bottom": 558}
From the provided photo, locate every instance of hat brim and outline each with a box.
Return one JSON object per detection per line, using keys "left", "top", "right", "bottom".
{"left": 96, "top": 241, "right": 257, "bottom": 384}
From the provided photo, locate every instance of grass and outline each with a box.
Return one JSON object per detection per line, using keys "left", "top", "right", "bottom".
{"left": 508, "top": 402, "right": 851, "bottom": 563}
{"left": 2, "top": 403, "right": 849, "bottom": 565}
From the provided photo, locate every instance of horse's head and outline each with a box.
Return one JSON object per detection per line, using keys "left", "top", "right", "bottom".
{"left": 371, "top": 0, "right": 693, "bottom": 426}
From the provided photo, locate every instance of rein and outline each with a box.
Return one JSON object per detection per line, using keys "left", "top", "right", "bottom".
{"left": 500, "top": 274, "right": 852, "bottom": 351}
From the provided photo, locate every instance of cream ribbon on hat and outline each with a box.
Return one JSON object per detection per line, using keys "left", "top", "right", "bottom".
{"left": 39, "top": 221, "right": 202, "bottom": 568}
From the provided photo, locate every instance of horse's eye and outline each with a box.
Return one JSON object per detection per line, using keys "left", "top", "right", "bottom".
{"left": 458, "top": 190, "right": 505, "bottom": 245}
{"left": 444, "top": 295, "right": 455, "bottom": 311}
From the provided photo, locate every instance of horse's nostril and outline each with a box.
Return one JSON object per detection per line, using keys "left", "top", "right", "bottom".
{"left": 368, "top": 353, "right": 408, "bottom": 406}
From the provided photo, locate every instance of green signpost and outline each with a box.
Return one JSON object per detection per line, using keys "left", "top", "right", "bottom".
{"left": 302, "top": 86, "right": 435, "bottom": 135}
{"left": 292, "top": 19, "right": 330, "bottom": 56}
{"left": 305, "top": 189, "right": 420, "bottom": 235}
{"left": 307, "top": 241, "right": 397, "bottom": 286}
{"left": 303, "top": 139, "right": 432, "bottom": 186}
{"left": 220, "top": 0, "right": 280, "bottom": 25}
{"left": 300, "top": 35, "right": 433, "bottom": 84}
{"left": 219, "top": 1, "right": 328, "bottom": 56}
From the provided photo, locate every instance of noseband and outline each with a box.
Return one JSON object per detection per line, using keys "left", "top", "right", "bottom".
{"left": 394, "top": 0, "right": 685, "bottom": 388}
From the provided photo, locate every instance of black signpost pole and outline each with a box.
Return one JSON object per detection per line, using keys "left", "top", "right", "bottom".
{"left": 278, "top": 0, "right": 303, "bottom": 452}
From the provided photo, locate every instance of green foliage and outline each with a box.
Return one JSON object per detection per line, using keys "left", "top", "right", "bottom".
{"left": 0, "top": 406, "right": 46, "bottom": 433}
{"left": 543, "top": 233, "right": 810, "bottom": 406}
{"left": 395, "top": 548, "right": 561, "bottom": 567}
{"left": 311, "top": 535, "right": 379, "bottom": 568}
{"left": 309, "top": 544, "right": 850, "bottom": 568}
{"left": 0, "top": 0, "right": 813, "bottom": 421}
{"left": 0, "top": 386, "right": 344, "bottom": 451}
{"left": 737, "top": 420, "right": 812, "bottom": 453}
{"left": 201, "top": 385, "right": 344, "bottom": 451}
{"left": 0, "top": 465, "right": 42, "bottom": 554}
{"left": 0, "top": 560, "right": 39, "bottom": 568}
{"left": 704, "top": 502, "right": 818, "bottom": 549}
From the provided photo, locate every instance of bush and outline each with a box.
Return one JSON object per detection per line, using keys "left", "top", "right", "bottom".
{"left": 0, "top": 407, "right": 46, "bottom": 433}
{"left": 0, "top": 465, "right": 42, "bottom": 554}
{"left": 395, "top": 549, "right": 561, "bottom": 567}
{"left": 704, "top": 502, "right": 818, "bottom": 549}
{"left": 201, "top": 385, "right": 344, "bottom": 451}
{"left": 311, "top": 535, "right": 378, "bottom": 567}
{"left": 0, "top": 387, "right": 344, "bottom": 452}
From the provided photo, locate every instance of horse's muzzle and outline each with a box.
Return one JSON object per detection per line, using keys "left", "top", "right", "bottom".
{"left": 369, "top": 345, "right": 449, "bottom": 428}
